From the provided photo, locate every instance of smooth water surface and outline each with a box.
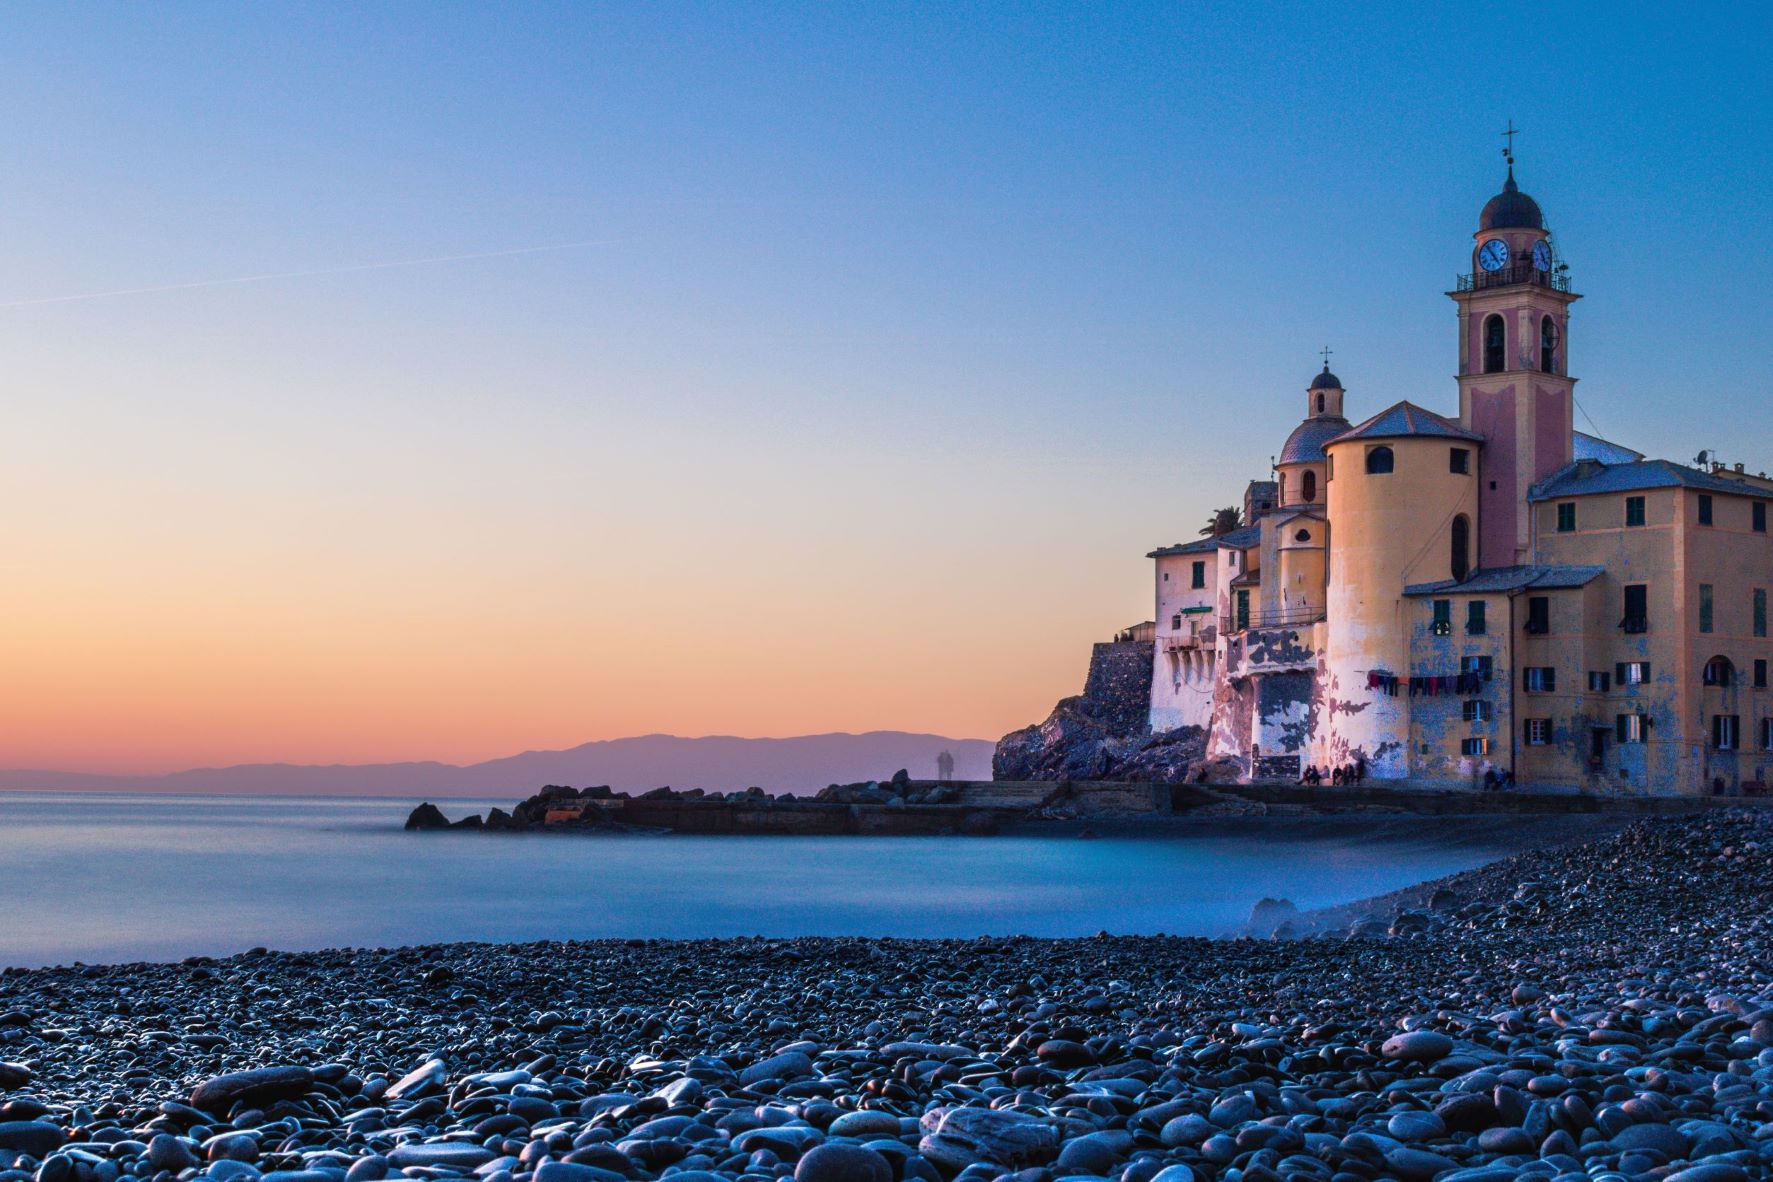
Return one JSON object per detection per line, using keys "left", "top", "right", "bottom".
{"left": 0, "top": 792, "right": 1558, "bottom": 967}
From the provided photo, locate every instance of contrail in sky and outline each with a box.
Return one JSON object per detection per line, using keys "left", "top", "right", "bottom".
{"left": 0, "top": 240, "right": 618, "bottom": 310}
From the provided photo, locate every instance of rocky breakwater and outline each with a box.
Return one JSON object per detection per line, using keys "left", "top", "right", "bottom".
{"left": 404, "top": 773, "right": 1002, "bottom": 837}
{"left": 6, "top": 811, "right": 1773, "bottom": 1182}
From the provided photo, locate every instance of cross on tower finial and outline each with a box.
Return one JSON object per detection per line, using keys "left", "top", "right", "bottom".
{"left": 1502, "top": 119, "right": 1520, "bottom": 164}
{"left": 1320, "top": 345, "right": 1333, "bottom": 369}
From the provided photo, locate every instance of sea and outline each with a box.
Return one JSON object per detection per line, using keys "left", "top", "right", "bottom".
{"left": 0, "top": 791, "right": 1574, "bottom": 969}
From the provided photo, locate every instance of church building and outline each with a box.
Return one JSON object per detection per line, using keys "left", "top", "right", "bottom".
{"left": 1146, "top": 157, "right": 1773, "bottom": 794}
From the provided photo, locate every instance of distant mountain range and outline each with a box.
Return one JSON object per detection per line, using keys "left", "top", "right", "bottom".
{"left": 0, "top": 731, "right": 996, "bottom": 798}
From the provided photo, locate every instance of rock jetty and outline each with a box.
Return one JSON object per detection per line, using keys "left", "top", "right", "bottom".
{"left": 5, "top": 811, "right": 1773, "bottom": 1181}
{"left": 405, "top": 774, "right": 997, "bottom": 837}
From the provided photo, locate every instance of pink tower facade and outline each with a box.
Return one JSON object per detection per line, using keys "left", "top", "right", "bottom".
{"left": 1450, "top": 166, "right": 1581, "bottom": 567}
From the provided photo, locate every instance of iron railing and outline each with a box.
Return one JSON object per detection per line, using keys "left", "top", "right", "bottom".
{"left": 1456, "top": 264, "right": 1572, "bottom": 294}
{"left": 1221, "top": 607, "right": 1326, "bottom": 634}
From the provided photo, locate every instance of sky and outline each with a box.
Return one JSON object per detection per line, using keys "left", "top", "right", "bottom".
{"left": 1, "top": 3, "right": 1769, "bottom": 774}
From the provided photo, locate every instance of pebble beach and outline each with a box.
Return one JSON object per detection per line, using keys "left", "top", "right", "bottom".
{"left": 2, "top": 811, "right": 1770, "bottom": 1182}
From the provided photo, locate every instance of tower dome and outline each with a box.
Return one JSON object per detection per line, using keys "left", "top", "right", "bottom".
{"left": 1479, "top": 166, "right": 1544, "bottom": 231}
{"left": 1310, "top": 367, "right": 1342, "bottom": 391}
{"left": 1279, "top": 417, "right": 1349, "bottom": 467}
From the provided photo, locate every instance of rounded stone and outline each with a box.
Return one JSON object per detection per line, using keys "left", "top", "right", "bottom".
{"left": 793, "top": 1144, "right": 892, "bottom": 1182}
{"left": 1381, "top": 1031, "right": 1455, "bottom": 1063}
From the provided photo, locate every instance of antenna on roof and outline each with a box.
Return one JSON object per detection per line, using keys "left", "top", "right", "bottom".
{"left": 1694, "top": 450, "right": 1712, "bottom": 468}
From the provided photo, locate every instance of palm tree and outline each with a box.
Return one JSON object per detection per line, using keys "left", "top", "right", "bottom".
{"left": 1200, "top": 506, "right": 1244, "bottom": 537}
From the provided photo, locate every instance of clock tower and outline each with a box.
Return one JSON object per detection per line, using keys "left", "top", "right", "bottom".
{"left": 1451, "top": 152, "right": 1580, "bottom": 568}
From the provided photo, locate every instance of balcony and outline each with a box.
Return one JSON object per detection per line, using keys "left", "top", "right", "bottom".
{"left": 1455, "top": 264, "right": 1573, "bottom": 294}
{"left": 1621, "top": 616, "right": 1648, "bottom": 634}
{"left": 1221, "top": 606, "right": 1326, "bottom": 634}
{"left": 1163, "top": 626, "right": 1214, "bottom": 652}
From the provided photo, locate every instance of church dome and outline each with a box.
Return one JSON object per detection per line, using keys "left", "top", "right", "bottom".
{"left": 1480, "top": 167, "right": 1543, "bottom": 231}
{"left": 1309, "top": 367, "right": 1342, "bottom": 390}
{"left": 1279, "top": 415, "right": 1352, "bottom": 467}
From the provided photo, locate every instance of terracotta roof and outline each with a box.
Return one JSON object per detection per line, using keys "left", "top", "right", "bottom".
{"left": 1404, "top": 564, "right": 1605, "bottom": 597}
{"left": 1529, "top": 459, "right": 1765, "bottom": 501}
{"left": 1325, "top": 401, "right": 1482, "bottom": 446}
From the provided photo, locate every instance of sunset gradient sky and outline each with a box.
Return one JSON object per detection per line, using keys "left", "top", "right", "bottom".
{"left": 1, "top": 4, "right": 1768, "bottom": 773}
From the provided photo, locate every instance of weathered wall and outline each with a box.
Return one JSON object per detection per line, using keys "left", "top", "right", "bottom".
{"left": 1083, "top": 641, "right": 1156, "bottom": 735}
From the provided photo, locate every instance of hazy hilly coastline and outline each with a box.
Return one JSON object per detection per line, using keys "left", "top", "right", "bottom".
{"left": 0, "top": 731, "right": 995, "bottom": 798}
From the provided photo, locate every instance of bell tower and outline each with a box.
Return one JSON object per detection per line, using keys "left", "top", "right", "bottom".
{"left": 1452, "top": 132, "right": 1580, "bottom": 568}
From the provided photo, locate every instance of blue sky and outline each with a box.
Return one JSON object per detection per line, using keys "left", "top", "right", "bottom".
{"left": 0, "top": 2, "right": 1769, "bottom": 768}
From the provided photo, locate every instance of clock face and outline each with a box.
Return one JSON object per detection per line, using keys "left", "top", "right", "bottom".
{"left": 1478, "top": 239, "right": 1510, "bottom": 272}
{"left": 1532, "top": 240, "right": 1552, "bottom": 272}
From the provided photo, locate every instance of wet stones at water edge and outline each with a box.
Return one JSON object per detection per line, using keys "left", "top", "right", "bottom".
{"left": 5, "top": 811, "right": 1773, "bottom": 1182}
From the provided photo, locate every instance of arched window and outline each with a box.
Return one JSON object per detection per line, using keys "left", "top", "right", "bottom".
{"left": 1540, "top": 316, "right": 1556, "bottom": 373}
{"left": 1278, "top": 474, "right": 1287, "bottom": 503}
{"left": 1316, "top": 393, "right": 1325, "bottom": 413}
{"left": 1302, "top": 470, "right": 1317, "bottom": 502}
{"left": 1450, "top": 514, "right": 1470, "bottom": 581}
{"left": 1293, "top": 528, "right": 1311, "bottom": 542}
{"left": 1365, "top": 446, "right": 1394, "bottom": 475}
{"left": 1704, "top": 656, "right": 1735, "bottom": 687}
{"left": 1483, "top": 315, "right": 1505, "bottom": 373}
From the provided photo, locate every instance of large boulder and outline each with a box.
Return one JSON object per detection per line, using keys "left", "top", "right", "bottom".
{"left": 403, "top": 803, "right": 450, "bottom": 830}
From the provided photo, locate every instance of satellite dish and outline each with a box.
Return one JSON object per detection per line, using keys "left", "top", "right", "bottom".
{"left": 1695, "top": 450, "right": 1711, "bottom": 466}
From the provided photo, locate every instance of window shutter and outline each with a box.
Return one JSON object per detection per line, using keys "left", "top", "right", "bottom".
{"left": 1616, "top": 714, "right": 1627, "bottom": 742}
{"left": 1523, "top": 668, "right": 1532, "bottom": 692}
{"left": 1545, "top": 668, "right": 1555, "bottom": 692}
{"left": 1616, "top": 662, "right": 1626, "bottom": 684}
{"left": 1643, "top": 663, "right": 1651, "bottom": 681}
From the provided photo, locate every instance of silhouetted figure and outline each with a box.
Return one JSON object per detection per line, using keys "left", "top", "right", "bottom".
{"left": 936, "top": 750, "right": 954, "bottom": 783}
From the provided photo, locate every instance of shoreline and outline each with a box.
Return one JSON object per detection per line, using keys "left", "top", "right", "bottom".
{"left": 0, "top": 811, "right": 1769, "bottom": 1180}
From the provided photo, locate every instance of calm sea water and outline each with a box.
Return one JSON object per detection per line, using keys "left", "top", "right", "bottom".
{"left": 0, "top": 792, "right": 1557, "bottom": 968}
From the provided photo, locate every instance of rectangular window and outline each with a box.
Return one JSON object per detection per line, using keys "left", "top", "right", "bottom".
{"left": 1763, "top": 717, "right": 1773, "bottom": 751}
{"left": 1191, "top": 561, "right": 1206, "bottom": 589}
{"left": 1617, "top": 661, "right": 1651, "bottom": 686}
{"left": 1622, "top": 584, "right": 1648, "bottom": 633}
{"left": 1524, "top": 718, "right": 1551, "bottom": 746}
{"left": 1466, "top": 600, "right": 1486, "bottom": 635}
{"left": 1556, "top": 502, "right": 1576, "bottom": 533}
{"left": 1588, "top": 671, "right": 1611, "bottom": 692}
{"left": 1756, "top": 588, "right": 1767, "bottom": 638}
{"left": 1758, "top": 659, "right": 1768, "bottom": 689}
{"left": 1235, "top": 589, "right": 1249, "bottom": 631}
{"left": 1699, "top": 494, "right": 1714, "bottom": 526}
{"left": 1616, "top": 713, "right": 1647, "bottom": 743}
{"left": 1700, "top": 584, "right": 1714, "bottom": 634}
{"left": 1462, "top": 699, "right": 1490, "bottom": 723}
{"left": 1523, "top": 666, "right": 1555, "bottom": 692}
{"left": 1713, "top": 714, "right": 1740, "bottom": 751}
{"left": 1463, "top": 655, "right": 1494, "bottom": 681}
{"left": 1449, "top": 448, "right": 1470, "bottom": 475}
{"left": 1461, "top": 737, "right": 1489, "bottom": 757}
{"left": 1228, "top": 551, "right": 1238, "bottom": 568}
{"left": 1526, "top": 596, "right": 1550, "bottom": 634}
{"left": 1626, "top": 495, "right": 1646, "bottom": 527}
{"left": 1756, "top": 502, "right": 1768, "bottom": 533}
{"left": 1431, "top": 599, "right": 1451, "bottom": 636}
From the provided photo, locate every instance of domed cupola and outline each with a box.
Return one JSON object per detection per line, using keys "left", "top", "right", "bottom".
{"left": 1302, "top": 363, "right": 1346, "bottom": 420}
{"left": 1479, "top": 165, "right": 1544, "bottom": 232}
{"left": 1276, "top": 362, "right": 1351, "bottom": 506}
